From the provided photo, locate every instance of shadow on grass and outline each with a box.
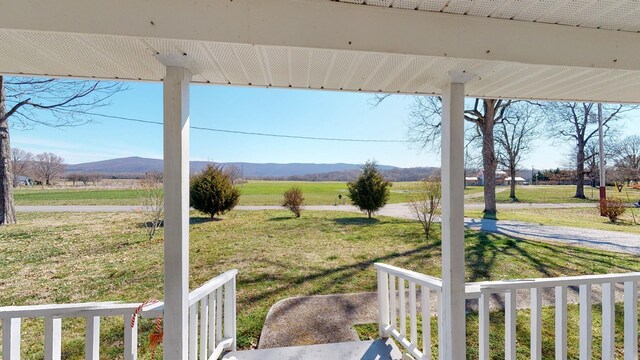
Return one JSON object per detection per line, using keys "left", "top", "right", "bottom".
{"left": 267, "top": 216, "right": 297, "bottom": 222}
{"left": 482, "top": 212, "right": 498, "bottom": 220}
{"left": 189, "top": 216, "right": 218, "bottom": 224}
{"left": 135, "top": 220, "right": 164, "bottom": 229}
{"left": 333, "top": 217, "right": 380, "bottom": 226}
{"left": 465, "top": 231, "right": 502, "bottom": 282}
{"left": 240, "top": 239, "right": 441, "bottom": 305}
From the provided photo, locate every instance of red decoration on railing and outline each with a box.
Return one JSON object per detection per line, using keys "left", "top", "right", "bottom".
{"left": 131, "top": 299, "right": 163, "bottom": 360}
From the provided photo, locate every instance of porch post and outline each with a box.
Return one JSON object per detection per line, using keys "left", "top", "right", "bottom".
{"left": 440, "top": 71, "right": 473, "bottom": 360}
{"left": 161, "top": 61, "right": 192, "bottom": 360}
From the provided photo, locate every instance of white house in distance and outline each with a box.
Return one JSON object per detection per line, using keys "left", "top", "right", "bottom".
{"left": 1, "top": 1, "right": 640, "bottom": 360}
{"left": 475, "top": 170, "right": 527, "bottom": 186}
{"left": 505, "top": 176, "right": 526, "bottom": 186}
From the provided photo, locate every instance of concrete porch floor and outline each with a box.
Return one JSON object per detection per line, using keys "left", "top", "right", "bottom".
{"left": 222, "top": 339, "right": 402, "bottom": 360}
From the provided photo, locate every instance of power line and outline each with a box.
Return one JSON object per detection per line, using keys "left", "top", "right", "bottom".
{"left": 61, "top": 109, "right": 407, "bottom": 143}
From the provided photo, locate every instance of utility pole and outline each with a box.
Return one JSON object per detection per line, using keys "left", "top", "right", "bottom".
{"left": 531, "top": 165, "right": 534, "bottom": 185}
{"left": 598, "top": 103, "right": 606, "bottom": 216}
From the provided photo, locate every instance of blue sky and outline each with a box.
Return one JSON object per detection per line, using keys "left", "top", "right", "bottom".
{"left": 10, "top": 82, "right": 640, "bottom": 169}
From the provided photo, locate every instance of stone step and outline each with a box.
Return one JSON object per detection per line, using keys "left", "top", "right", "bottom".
{"left": 222, "top": 339, "right": 402, "bottom": 360}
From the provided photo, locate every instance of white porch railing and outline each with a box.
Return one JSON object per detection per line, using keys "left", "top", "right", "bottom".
{"left": 467, "top": 272, "right": 640, "bottom": 360}
{"left": 376, "top": 263, "right": 640, "bottom": 360}
{"left": 0, "top": 269, "right": 238, "bottom": 360}
{"left": 375, "top": 263, "right": 443, "bottom": 360}
{"left": 143, "top": 269, "right": 238, "bottom": 360}
{"left": 0, "top": 302, "right": 142, "bottom": 360}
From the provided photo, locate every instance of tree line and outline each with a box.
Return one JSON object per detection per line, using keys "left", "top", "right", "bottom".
{"left": 10, "top": 148, "right": 66, "bottom": 187}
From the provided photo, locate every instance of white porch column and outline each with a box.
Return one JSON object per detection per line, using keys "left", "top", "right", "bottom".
{"left": 161, "top": 59, "right": 192, "bottom": 360}
{"left": 440, "top": 71, "right": 473, "bottom": 360}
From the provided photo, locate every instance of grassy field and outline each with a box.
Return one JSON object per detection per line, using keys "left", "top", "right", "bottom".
{"left": 1, "top": 210, "right": 639, "bottom": 358}
{"left": 13, "top": 181, "right": 485, "bottom": 206}
{"left": 14, "top": 188, "right": 143, "bottom": 205}
{"left": 466, "top": 207, "right": 640, "bottom": 234}
{"left": 15, "top": 182, "right": 640, "bottom": 207}
{"left": 465, "top": 185, "right": 640, "bottom": 204}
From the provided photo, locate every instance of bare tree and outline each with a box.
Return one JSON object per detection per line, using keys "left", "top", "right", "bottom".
{"left": 408, "top": 177, "right": 441, "bottom": 240}
{"left": 495, "top": 103, "right": 542, "bottom": 201}
{"left": 31, "top": 152, "right": 65, "bottom": 186}
{"left": 10, "top": 148, "right": 33, "bottom": 187}
{"left": 569, "top": 138, "right": 617, "bottom": 189}
{"left": 613, "top": 135, "right": 640, "bottom": 185}
{"left": 66, "top": 173, "right": 81, "bottom": 187}
{"left": 89, "top": 173, "right": 102, "bottom": 186}
{"left": 223, "top": 165, "right": 243, "bottom": 185}
{"left": 543, "top": 102, "right": 632, "bottom": 199}
{"left": 0, "top": 76, "right": 124, "bottom": 224}
{"left": 376, "top": 94, "right": 513, "bottom": 215}
{"left": 139, "top": 172, "right": 164, "bottom": 241}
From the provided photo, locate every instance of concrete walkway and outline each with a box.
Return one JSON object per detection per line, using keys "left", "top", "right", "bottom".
{"left": 465, "top": 218, "right": 640, "bottom": 255}
{"left": 258, "top": 293, "right": 380, "bottom": 348}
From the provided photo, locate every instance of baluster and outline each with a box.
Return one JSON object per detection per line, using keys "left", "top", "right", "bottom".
{"left": 44, "top": 317, "right": 62, "bottom": 360}
{"left": 399, "top": 278, "right": 406, "bottom": 337}
{"left": 377, "top": 269, "right": 390, "bottom": 338}
{"left": 530, "top": 287, "right": 542, "bottom": 360}
{"left": 189, "top": 304, "right": 198, "bottom": 360}
{"left": 579, "top": 284, "right": 592, "bottom": 360}
{"left": 602, "top": 282, "right": 615, "bottom": 360}
{"left": 124, "top": 313, "right": 138, "bottom": 360}
{"left": 505, "top": 290, "right": 516, "bottom": 360}
{"left": 421, "top": 287, "right": 431, "bottom": 360}
{"left": 479, "top": 292, "right": 490, "bottom": 360}
{"left": 225, "top": 277, "right": 237, "bottom": 351}
{"left": 438, "top": 291, "right": 444, "bottom": 360}
{"left": 200, "top": 297, "right": 209, "bottom": 360}
{"left": 624, "top": 281, "right": 638, "bottom": 360}
{"left": 208, "top": 292, "right": 216, "bottom": 356}
{"left": 2, "top": 318, "right": 21, "bottom": 360}
{"left": 216, "top": 288, "right": 223, "bottom": 343}
{"left": 555, "top": 285, "right": 567, "bottom": 360}
{"left": 389, "top": 275, "right": 397, "bottom": 329}
{"left": 409, "top": 282, "right": 417, "bottom": 346}
{"left": 85, "top": 316, "right": 101, "bottom": 360}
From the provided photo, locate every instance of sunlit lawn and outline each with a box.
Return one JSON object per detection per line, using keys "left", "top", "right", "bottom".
{"left": 1, "top": 210, "right": 639, "bottom": 358}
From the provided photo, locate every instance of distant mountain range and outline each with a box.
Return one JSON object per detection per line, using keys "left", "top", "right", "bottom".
{"left": 65, "top": 156, "right": 439, "bottom": 181}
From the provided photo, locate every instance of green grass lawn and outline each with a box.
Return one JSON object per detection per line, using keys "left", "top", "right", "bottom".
{"left": 466, "top": 185, "right": 640, "bottom": 204}
{"left": 466, "top": 207, "right": 640, "bottom": 234}
{"left": 1, "top": 210, "right": 639, "bottom": 358}
{"left": 14, "top": 181, "right": 484, "bottom": 206}
{"left": 13, "top": 188, "right": 143, "bottom": 205}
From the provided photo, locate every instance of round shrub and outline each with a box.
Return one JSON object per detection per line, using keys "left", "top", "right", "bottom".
{"left": 347, "top": 161, "right": 391, "bottom": 219}
{"left": 600, "top": 197, "right": 626, "bottom": 223}
{"left": 190, "top": 165, "right": 240, "bottom": 219}
{"left": 282, "top": 186, "right": 304, "bottom": 217}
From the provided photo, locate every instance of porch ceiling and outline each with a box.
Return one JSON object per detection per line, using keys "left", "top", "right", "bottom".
{"left": 1, "top": 0, "right": 640, "bottom": 103}
{"left": 337, "top": 0, "right": 640, "bottom": 33}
